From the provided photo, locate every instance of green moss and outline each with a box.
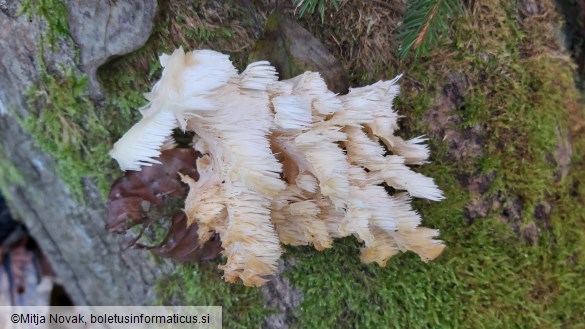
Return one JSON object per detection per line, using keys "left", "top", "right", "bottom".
{"left": 155, "top": 262, "right": 271, "bottom": 329}
{"left": 0, "top": 144, "right": 25, "bottom": 197}
{"left": 0, "top": 160, "right": 24, "bottom": 189}
{"left": 19, "top": 0, "right": 256, "bottom": 202}
{"left": 19, "top": 0, "right": 585, "bottom": 327}
{"left": 285, "top": 0, "right": 585, "bottom": 328}
{"left": 148, "top": 1, "right": 585, "bottom": 327}
{"left": 287, "top": 155, "right": 585, "bottom": 328}
{"left": 16, "top": 0, "right": 135, "bottom": 200}
{"left": 23, "top": 67, "right": 134, "bottom": 199}
{"left": 19, "top": 0, "right": 71, "bottom": 47}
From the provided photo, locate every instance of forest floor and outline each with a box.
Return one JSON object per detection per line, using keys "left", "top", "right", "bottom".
{"left": 17, "top": 0, "right": 585, "bottom": 328}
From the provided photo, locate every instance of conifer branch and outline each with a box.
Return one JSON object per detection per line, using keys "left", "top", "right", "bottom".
{"left": 292, "top": 0, "right": 340, "bottom": 23}
{"left": 398, "top": 0, "right": 463, "bottom": 59}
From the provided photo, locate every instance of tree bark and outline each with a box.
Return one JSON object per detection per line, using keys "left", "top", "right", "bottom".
{"left": 0, "top": 0, "right": 167, "bottom": 305}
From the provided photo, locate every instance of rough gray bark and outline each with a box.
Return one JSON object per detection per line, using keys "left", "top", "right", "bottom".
{"left": 261, "top": 260, "right": 302, "bottom": 329}
{"left": 66, "top": 0, "right": 158, "bottom": 97}
{"left": 0, "top": 0, "right": 166, "bottom": 305}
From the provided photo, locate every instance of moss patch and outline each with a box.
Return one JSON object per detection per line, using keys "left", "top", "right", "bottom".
{"left": 19, "top": 0, "right": 135, "bottom": 199}
{"left": 155, "top": 262, "right": 271, "bottom": 328}
{"left": 19, "top": 0, "right": 71, "bottom": 47}
{"left": 145, "top": 1, "right": 585, "bottom": 328}
{"left": 0, "top": 144, "right": 25, "bottom": 197}
{"left": 23, "top": 67, "right": 134, "bottom": 199}
{"left": 19, "top": 0, "right": 585, "bottom": 327}
{"left": 285, "top": 0, "right": 585, "bottom": 328}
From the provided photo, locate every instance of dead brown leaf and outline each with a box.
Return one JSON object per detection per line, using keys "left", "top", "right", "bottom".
{"left": 107, "top": 148, "right": 222, "bottom": 262}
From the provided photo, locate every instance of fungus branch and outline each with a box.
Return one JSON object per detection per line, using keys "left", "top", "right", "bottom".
{"left": 110, "top": 48, "right": 446, "bottom": 286}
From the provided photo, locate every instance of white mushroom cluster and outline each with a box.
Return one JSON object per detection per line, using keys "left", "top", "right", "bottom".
{"left": 110, "top": 48, "right": 445, "bottom": 287}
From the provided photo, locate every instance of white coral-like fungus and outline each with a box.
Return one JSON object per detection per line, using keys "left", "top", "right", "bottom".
{"left": 110, "top": 48, "right": 445, "bottom": 287}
